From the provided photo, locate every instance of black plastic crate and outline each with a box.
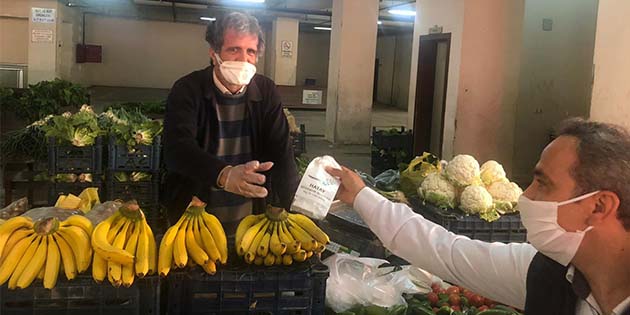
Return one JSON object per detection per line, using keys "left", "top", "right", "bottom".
{"left": 412, "top": 199, "right": 526, "bottom": 243}
{"left": 48, "top": 181, "right": 104, "bottom": 206}
{"left": 0, "top": 275, "right": 160, "bottom": 315}
{"left": 291, "top": 124, "right": 306, "bottom": 157}
{"left": 371, "top": 127, "right": 413, "bottom": 150}
{"left": 48, "top": 137, "right": 104, "bottom": 175}
{"left": 105, "top": 177, "right": 160, "bottom": 218}
{"left": 166, "top": 257, "right": 329, "bottom": 315}
{"left": 107, "top": 136, "right": 161, "bottom": 172}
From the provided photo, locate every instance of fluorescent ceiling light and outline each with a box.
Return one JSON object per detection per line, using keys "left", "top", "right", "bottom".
{"left": 314, "top": 26, "right": 332, "bottom": 31}
{"left": 200, "top": 17, "right": 217, "bottom": 21}
{"left": 233, "top": 0, "right": 265, "bottom": 3}
{"left": 377, "top": 20, "right": 383, "bottom": 25}
{"left": 388, "top": 9, "right": 416, "bottom": 16}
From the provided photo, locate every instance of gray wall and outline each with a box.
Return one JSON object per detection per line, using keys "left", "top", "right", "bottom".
{"left": 296, "top": 31, "right": 330, "bottom": 87}
{"left": 376, "top": 34, "right": 412, "bottom": 109}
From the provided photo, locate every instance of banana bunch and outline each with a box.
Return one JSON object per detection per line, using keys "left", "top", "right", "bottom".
{"left": 158, "top": 199, "right": 227, "bottom": 277}
{"left": 235, "top": 206, "right": 329, "bottom": 266}
{"left": 91, "top": 201, "right": 156, "bottom": 287}
{"left": 0, "top": 214, "right": 93, "bottom": 289}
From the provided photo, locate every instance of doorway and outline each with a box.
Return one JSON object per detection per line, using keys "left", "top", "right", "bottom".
{"left": 412, "top": 33, "right": 451, "bottom": 157}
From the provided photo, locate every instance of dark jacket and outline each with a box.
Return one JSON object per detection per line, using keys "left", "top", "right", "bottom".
{"left": 162, "top": 66, "right": 299, "bottom": 220}
{"left": 525, "top": 252, "right": 630, "bottom": 315}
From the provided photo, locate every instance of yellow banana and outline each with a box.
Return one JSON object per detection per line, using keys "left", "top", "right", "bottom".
{"left": 286, "top": 222, "right": 317, "bottom": 251}
{"left": 0, "top": 216, "right": 33, "bottom": 257}
{"left": 61, "top": 215, "right": 94, "bottom": 236}
{"left": 263, "top": 253, "right": 275, "bottom": 266}
{"left": 238, "top": 217, "right": 269, "bottom": 256}
{"left": 269, "top": 222, "right": 287, "bottom": 256}
{"left": 282, "top": 254, "right": 293, "bottom": 266}
{"left": 108, "top": 220, "right": 131, "bottom": 286}
{"left": 278, "top": 221, "right": 301, "bottom": 254}
{"left": 91, "top": 252, "right": 107, "bottom": 283}
{"left": 158, "top": 215, "right": 186, "bottom": 277}
{"left": 37, "top": 264, "right": 45, "bottom": 280}
{"left": 53, "top": 233, "right": 76, "bottom": 280}
{"left": 307, "top": 250, "right": 314, "bottom": 258}
{"left": 314, "top": 242, "right": 326, "bottom": 253}
{"left": 201, "top": 260, "right": 216, "bottom": 275}
{"left": 235, "top": 214, "right": 263, "bottom": 251}
{"left": 253, "top": 255, "right": 264, "bottom": 266}
{"left": 173, "top": 217, "right": 189, "bottom": 268}
{"left": 201, "top": 211, "right": 228, "bottom": 264}
{"left": 7, "top": 235, "right": 40, "bottom": 289}
{"left": 197, "top": 217, "right": 221, "bottom": 263}
{"left": 257, "top": 224, "right": 272, "bottom": 257}
{"left": 274, "top": 255, "right": 283, "bottom": 266}
{"left": 145, "top": 220, "right": 157, "bottom": 275}
{"left": 0, "top": 228, "right": 33, "bottom": 266}
{"left": 186, "top": 217, "right": 209, "bottom": 266}
{"left": 44, "top": 235, "right": 61, "bottom": 289}
{"left": 246, "top": 220, "right": 269, "bottom": 258}
{"left": 58, "top": 225, "right": 92, "bottom": 272}
{"left": 288, "top": 214, "right": 329, "bottom": 244}
{"left": 244, "top": 252, "right": 256, "bottom": 264}
{"left": 292, "top": 249, "right": 308, "bottom": 263}
{"left": 17, "top": 235, "right": 48, "bottom": 289}
{"left": 107, "top": 215, "right": 126, "bottom": 243}
{"left": 92, "top": 213, "right": 134, "bottom": 265}
{"left": 135, "top": 220, "right": 150, "bottom": 278}
{"left": 122, "top": 222, "right": 140, "bottom": 287}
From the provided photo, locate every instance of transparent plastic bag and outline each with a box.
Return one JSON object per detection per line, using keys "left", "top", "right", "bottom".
{"left": 85, "top": 200, "right": 123, "bottom": 225}
{"left": 323, "top": 253, "right": 425, "bottom": 313}
{"left": 291, "top": 155, "right": 341, "bottom": 220}
{"left": 22, "top": 206, "right": 82, "bottom": 222}
{"left": 0, "top": 197, "right": 29, "bottom": 220}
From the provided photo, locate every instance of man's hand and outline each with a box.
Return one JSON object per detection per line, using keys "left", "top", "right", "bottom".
{"left": 326, "top": 166, "right": 366, "bottom": 205}
{"left": 221, "top": 160, "right": 273, "bottom": 198}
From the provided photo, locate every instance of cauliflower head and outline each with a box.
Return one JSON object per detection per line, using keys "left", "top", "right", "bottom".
{"left": 487, "top": 181, "right": 523, "bottom": 214}
{"left": 445, "top": 154, "right": 481, "bottom": 187}
{"left": 459, "top": 185, "right": 494, "bottom": 215}
{"left": 418, "top": 173, "right": 458, "bottom": 209}
{"left": 480, "top": 160, "right": 507, "bottom": 186}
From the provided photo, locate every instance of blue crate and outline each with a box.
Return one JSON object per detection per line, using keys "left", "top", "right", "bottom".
{"left": 107, "top": 136, "right": 161, "bottom": 172}
{"left": 48, "top": 137, "right": 103, "bottom": 175}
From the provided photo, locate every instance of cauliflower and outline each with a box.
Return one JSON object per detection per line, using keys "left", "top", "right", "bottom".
{"left": 444, "top": 154, "right": 481, "bottom": 187}
{"left": 459, "top": 185, "right": 494, "bottom": 215}
{"left": 480, "top": 160, "right": 507, "bottom": 186}
{"left": 418, "top": 173, "right": 458, "bottom": 209}
{"left": 487, "top": 181, "right": 523, "bottom": 214}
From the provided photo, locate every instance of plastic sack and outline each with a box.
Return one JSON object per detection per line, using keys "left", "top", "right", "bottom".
{"left": 291, "top": 155, "right": 341, "bottom": 220}
{"left": 0, "top": 197, "right": 29, "bottom": 220}
{"left": 85, "top": 200, "right": 123, "bottom": 225}
{"left": 399, "top": 153, "right": 441, "bottom": 199}
{"left": 374, "top": 169, "right": 400, "bottom": 192}
{"left": 323, "top": 253, "right": 426, "bottom": 313}
{"left": 22, "top": 206, "right": 82, "bottom": 223}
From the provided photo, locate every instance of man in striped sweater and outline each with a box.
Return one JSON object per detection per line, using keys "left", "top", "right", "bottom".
{"left": 163, "top": 12, "right": 299, "bottom": 235}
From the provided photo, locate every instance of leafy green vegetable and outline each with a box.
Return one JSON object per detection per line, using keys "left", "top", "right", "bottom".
{"left": 41, "top": 105, "right": 102, "bottom": 146}
{"left": 99, "top": 107, "right": 163, "bottom": 149}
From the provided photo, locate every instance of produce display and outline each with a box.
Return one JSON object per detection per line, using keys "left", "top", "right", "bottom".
{"left": 91, "top": 201, "right": 156, "bottom": 287}
{"left": 0, "top": 215, "right": 93, "bottom": 289}
{"left": 41, "top": 105, "right": 102, "bottom": 147}
{"left": 417, "top": 155, "right": 523, "bottom": 222}
{"left": 235, "top": 206, "right": 329, "bottom": 266}
{"left": 98, "top": 107, "right": 163, "bottom": 148}
{"left": 158, "top": 199, "right": 227, "bottom": 276}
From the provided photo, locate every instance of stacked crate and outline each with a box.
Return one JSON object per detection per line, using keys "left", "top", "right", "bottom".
{"left": 370, "top": 127, "right": 413, "bottom": 176}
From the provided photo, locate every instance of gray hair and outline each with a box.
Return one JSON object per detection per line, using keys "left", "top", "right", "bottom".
{"left": 555, "top": 118, "right": 630, "bottom": 230}
{"left": 205, "top": 11, "right": 265, "bottom": 54}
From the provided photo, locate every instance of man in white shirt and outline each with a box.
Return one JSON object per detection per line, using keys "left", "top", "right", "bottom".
{"left": 327, "top": 118, "right": 630, "bottom": 315}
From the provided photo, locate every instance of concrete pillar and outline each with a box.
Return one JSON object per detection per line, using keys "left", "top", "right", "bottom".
{"left": 28, "top": 0, "right": 59, "bottom": 84}
{"left": 325, "top": 0, "right": 379, "bottom": 144}
{"left": 270, "top": 17, "right": 298, "bottom": 86}
{"left": 590, "top": 0, "right": 630, "bottom": 129}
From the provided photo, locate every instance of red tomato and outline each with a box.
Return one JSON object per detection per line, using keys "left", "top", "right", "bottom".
{"left": 451, "top": 305, "right": 461, "bottom": 312}
{"left": 427, "top": 292, "right": 439, "bottom": 306}
{"left": 437, "top": 289, "right": 447, "bottom": 295}
{"left": 463, "top": 291, "right": 475, "bottom": 301}
{"left": 484, "top": 298, "right": 495, "bottom": 306}
{"left": 478, "top": 305, "right": 489, "bottom": 312}
{"left": 448, "top": 294, "right": 461, "bottom": 306}
{"left": 471, "top": 295, "right": 485, "bottom": 307}
{"left": 433, "top": 307, "right": 439, "bottom": 313}
{"left": 431, "top": 283, "right": 442, "bottom": 293}
{"left": 446, "top": 286, "right": 461, "bottom": 295}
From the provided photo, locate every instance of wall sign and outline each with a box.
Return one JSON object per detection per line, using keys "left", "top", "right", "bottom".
{"left": 429, "top": 25, "right": 443, "bottom": 34}
{"left": 32, "top": 29, "right": 54, "bottom": 43}
{"left": 32, "top": 7, "right": 56, "bottom": 23}
{"left": 281, "top": 40, "right": 293, "bottom": 57}
{"left": 302, "top": 90, "right": 323, "bottom": 105}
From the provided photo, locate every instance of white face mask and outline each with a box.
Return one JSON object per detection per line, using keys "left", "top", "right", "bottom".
{"left": 214, "top": 54, "right": 257, "bottom": 86}
{"left": 517, "top": 191, "right": 599, "bottom": 266}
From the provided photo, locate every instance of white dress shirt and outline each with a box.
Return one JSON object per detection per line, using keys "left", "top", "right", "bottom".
{"left": 352, "top": 187, "right": 630, "bottom": 314}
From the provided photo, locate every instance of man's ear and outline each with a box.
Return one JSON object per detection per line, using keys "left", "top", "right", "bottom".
{"left": 209, "top": 48, "right": 217, "bottom": 65}
{"left": 587, "top": 191, "right": 620, "bottom": 226}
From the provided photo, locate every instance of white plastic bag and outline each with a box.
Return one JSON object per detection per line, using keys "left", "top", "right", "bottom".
{"left": 323, "top": 253, "right": 426, "bottom": 313}
{"left": 291, "top": 155, "right": 341, "bottom": 220}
